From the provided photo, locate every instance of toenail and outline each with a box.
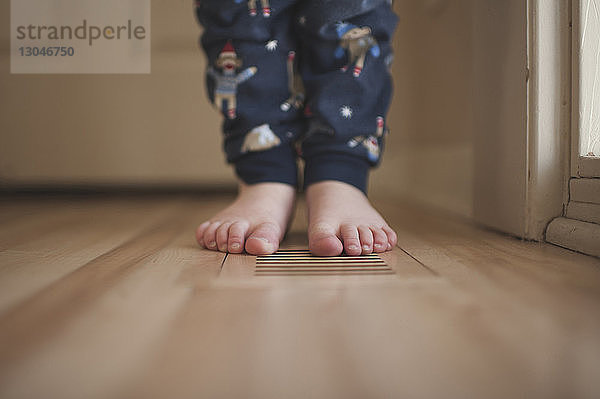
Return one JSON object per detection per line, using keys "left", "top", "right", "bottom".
{"left": 208, "top": 241, "right": 216, "bottom": 248}
{"left": 375, "top": 243, "right": 384, "bottom": 249}
{"left": 387, "top": 243, "right": 393, "bottom": 250}
{"left": 362, "top": 245, "right": 371, "bottom": 251}
{"left": 249, "top": 236, "right": 269, "bottom": 244}
{"left": 247, "top": 237, "right": 274, "bottom": 250}
{"left": 230, "top": 243, "right": 240, "bottom": 250}
{"left": 348, "top": 244, "right": 359, "bottom": 251}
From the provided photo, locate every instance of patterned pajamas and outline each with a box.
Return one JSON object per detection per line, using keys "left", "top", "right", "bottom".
{"left": 195, "top": 0, "right": 397, "bottom": 193}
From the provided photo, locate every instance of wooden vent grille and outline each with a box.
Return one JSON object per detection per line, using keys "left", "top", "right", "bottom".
{"left": 255, "top": 249, "right": 394, "bottom": 276}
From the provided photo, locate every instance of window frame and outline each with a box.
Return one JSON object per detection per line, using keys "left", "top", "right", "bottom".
{"left": 572, "top": 0, "right": 600, "bottom": 178}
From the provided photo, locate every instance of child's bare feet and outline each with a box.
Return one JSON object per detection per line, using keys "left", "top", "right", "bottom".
{"left": 196, "top": 182, "right": 296, "bottom": 255}
{"left": 306, "top": 181, "right": 398, "bottom": 256}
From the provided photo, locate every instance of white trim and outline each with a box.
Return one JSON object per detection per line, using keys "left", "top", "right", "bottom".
{"left": 572, "top": 0, "right": 582, "bottom": 177}
{"left": 566, "top": 201, "right": 600, "bottom": 224}
{"left": 578, "top": 156, "right": 600, "bottom": 176}
{"left": 525, "top": 0, "right": 571, "bottom": 240}
{"left": 546, "top": 217, "right": 600, "bottom": 257}
{"left": 570, "top": 177, "right": 600, "bottom": 204}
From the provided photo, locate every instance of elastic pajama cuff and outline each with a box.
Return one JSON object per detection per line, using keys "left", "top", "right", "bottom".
{"left": 234, "top": 143, "right": 298, "bottom": 187}
{"left": 303, "top": 153, "right": 370, "bottom": 194}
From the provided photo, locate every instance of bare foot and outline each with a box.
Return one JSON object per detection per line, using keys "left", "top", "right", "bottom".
{"left": 306, "top": 181, "right": 398, "bottom": 256}
{"left": 196, "top": 182, "right": 296, "bottom": 255}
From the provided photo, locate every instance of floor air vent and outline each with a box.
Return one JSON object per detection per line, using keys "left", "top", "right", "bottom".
{"left": 255, "top": 249, "right": 394, "bottom": 276}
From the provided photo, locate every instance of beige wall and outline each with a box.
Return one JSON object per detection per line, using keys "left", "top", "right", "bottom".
{"left": 471, "top": 0, "right": 529, "bottom": 235}
{"left": 372, "top": 0, "right": 475, "bottom": 217}
{"left": 0, "top": 0, "right": 235, "bottom": 188}
{"left": 0, "top": 0, "right": 529, "bottom": 224}
{"left": 374, "top": 0, "right": 529, "bottom": 226}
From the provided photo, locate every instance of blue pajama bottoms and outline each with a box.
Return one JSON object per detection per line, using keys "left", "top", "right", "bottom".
{"left": 195, "top": 0, "right": 398, "bottom": 193}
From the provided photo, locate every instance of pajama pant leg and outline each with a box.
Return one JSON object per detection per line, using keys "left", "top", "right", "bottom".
{"left": 195, "top": 0, "right": 397, "bottom": 193}
{"left": 296, "top": 0, "right": 398, "bottom": 194}
{"left": 195, "top": 0, "right": 305, "bottom": 187}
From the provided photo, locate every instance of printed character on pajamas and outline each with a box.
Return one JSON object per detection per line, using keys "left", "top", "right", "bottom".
{"left": 347, "top": 135, "right": 380, "bottom": 162}
{"left": 280, "top": 51, "right": 305, "bottom": 112}
{"left": 207, "top": 41, "right": 257, "bottom": 119}
{"left": 241, "top": 124, "right": 281, "bottom": 153}
{"left": 347, "top": 117, "right": 386, "bottom": 162}
{"left": 235, "top": 0, "right": 271, "bottom": 17}
{"left": 335, "top": 23, "right": 381, "bottom": 77}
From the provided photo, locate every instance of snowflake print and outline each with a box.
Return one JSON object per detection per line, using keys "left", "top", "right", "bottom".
{"left": 340, "top": 105, "right": 353, "bottom": 119}
{"left": 298, "top": 15, "right": 307, "bottom": 25}
{"left": 265, "top": 40, "right": 278, "bottom": 52}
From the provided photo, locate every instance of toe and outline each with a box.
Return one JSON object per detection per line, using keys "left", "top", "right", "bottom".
{"left": 308, "top": 222, "right": 343, "bottom": 256}
{"left": 383, "top": 225, "right": 398, "bottom": 250}
{"left": 340, "top": 223, "right": 361, "bottom": 256}
{"left": 358, "top": 225, "right": 373, "bottom": 254}
{"left": 196, "top": 221, "right": 210, "bottom": 247}
{"left": 372, "top": 227, "right": 388, "bottom": 253}
{"left": 228, "top": 221, "right": 249, "bottom": 253}
{"left": 203, "top": 222, "right": 221, "bottom": 250}
{"left": 216, "top": 222, "right": 232, "bottom": 252}
{"left": 309, "top": 222, "right": 343, "bottom": 256}
{"left": 245, "top": 222, "right": 281, "bottom": 255}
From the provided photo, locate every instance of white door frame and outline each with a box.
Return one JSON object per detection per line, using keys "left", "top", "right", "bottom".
{"left": 473, "top": 0, "right": 570, "bottom": 241}
{"left": 524, "top": 0, "right": 572, "bottom": 240}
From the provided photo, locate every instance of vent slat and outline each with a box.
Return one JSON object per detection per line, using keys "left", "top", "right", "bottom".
{"left": 256, "top": 268, "right": 391, "bottom": 272}
{"left": 256, "top": 257, "right": 381, "bottom": 263}
{"left": 257, "top": 263, "right": 387, "bottom": 267}
{"left": 255, "top": 250, "right": 393, "bottom": 277}
{"left": 256, "top": 254, "right": 380, "bottom": 261}
{"left": 256, "top": 263, "right": 389, "bottom": 269}
{"left": 256, "top": 259, "right": 385, "bottom": 265}
{"left": 258, "top": 255, "right": 377, "bottom": 258}
{"left": 255, "top": 271, "right": 396, "bottom": 276}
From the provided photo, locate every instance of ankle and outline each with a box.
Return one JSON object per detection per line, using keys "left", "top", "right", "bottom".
{"left": 238, "top": 182, "right": 296, "bottom": 199}
{"left": 306, "top": 180, "right": 366, "bottom": 201}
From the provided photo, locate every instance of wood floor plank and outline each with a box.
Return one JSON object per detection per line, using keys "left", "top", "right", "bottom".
{"left": 0, "top": 199, "right": 185, "bottom": 314}
{"left": 375, "top": 197, "right": 600, "bottom": 295}
{"left": 121, "top": 279, "right": 591, "bottom": 399}
{"left": 0, "top": 197, "right": 223, "bottom": 373}
{"left": 0, "top": 200, "right": 104, "bottom": 251}
{"left": 0, "top": 194, "right": 599, "bottom": 399}
{"left": 0, "top": 200, "right": 227, "bottom": 399}
{"left": 218, "top": 253, "right": 254, "bottom": 280}
{"left": 376, "top": 198, "right": 600, "bottom": 381}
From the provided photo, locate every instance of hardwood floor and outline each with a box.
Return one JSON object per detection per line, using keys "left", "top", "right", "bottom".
{"left": 0, "top": 193, "right": 599, "bottom": 399}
